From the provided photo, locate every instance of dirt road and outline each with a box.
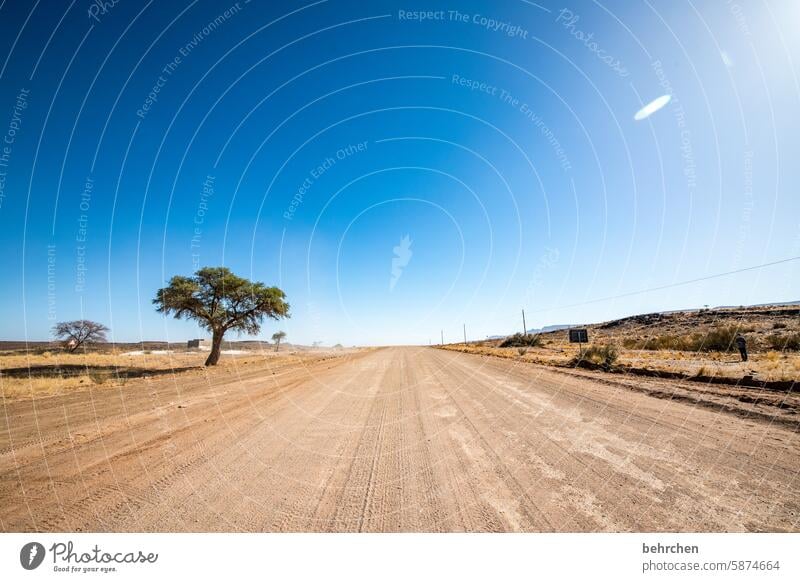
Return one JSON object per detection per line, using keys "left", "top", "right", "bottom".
{"left": 2, "top": 347, "right": 798, "bottom": 532}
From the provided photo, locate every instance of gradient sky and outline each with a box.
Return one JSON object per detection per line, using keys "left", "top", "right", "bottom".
{"left": 0, "top": 0, "right": 798, "bottom": 346}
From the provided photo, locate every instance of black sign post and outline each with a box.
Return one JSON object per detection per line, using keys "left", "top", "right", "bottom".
{"left": 568, "top": 328, "right": 589, "bottom": 358}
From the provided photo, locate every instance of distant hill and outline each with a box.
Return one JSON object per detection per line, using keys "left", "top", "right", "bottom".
{"left": 485, "top": 301, "right": 800, "bottom": 350}
{"left": 710, "top": 300, "right": 800, "bottom": 310}
{"left": 527, "top": 324, "right": 572, "bottom": 334}
{"left": 487, "top": 324, "right": 572, "bottom": 340}
{"left": 487, "top": 301, "right": 800, "bottom": 341}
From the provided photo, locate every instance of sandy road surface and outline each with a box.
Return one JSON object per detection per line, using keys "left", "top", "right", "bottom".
{"left": 1, "top": 347, "right": 798, "bottom": 532}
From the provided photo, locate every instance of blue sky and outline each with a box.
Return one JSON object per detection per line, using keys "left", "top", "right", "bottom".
{"left": 0, "top": 0, "right": 798, "bottom": 346}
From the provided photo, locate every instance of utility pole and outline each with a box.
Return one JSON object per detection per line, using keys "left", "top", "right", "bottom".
{"left": 441, "top": 330, "right": 444, "bottom": 345}
{"left": 522, "top": 309, "right": 528, "bottom": 337}
{"left": 463, "top": 323, "right": 467, "bottom": 345}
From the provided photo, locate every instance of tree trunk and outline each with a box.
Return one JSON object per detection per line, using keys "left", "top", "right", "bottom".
{"left": 205, "top": 329, "right": 224, "bottom": 366}
{"left": 275, "top": 339, "right": 280, "bottom": 352}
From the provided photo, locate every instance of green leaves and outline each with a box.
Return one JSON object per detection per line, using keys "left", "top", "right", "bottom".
{"left": 153, "top": 267, "right": 290, "bottom": 334}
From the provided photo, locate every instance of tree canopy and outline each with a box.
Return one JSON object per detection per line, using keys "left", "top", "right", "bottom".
{"left": 153, "top": 267, "right": 289, "bottom": 365}
{"left": 272, "top": 330, "right": 287, "bottom": 352}
{"left": 52, "top": 320, "right": 109, "bottom": 352}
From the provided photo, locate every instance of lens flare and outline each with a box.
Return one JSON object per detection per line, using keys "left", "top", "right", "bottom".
{"left": 634, "top": 94, "right": 672, "bottom": 121}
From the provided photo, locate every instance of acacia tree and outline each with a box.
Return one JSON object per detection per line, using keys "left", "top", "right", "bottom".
{"left": 153, "top": 267, "right": 290, "bottom": 366}
{"left": 271, "top": 331, "right": 287, "bottom": 352}
{"left": 52, "top": 320, "right": 109, "bottom": 352}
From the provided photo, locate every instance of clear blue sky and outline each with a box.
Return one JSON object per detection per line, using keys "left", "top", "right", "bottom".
{"left": 0, "top": 0, "right": 798, "bottom": 346}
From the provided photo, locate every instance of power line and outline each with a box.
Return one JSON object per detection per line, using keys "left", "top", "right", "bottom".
{"left": 528, "top": 255, "right": 800, "bottom": 314}
{"left": 434, "top": 256, "right": 799, "bottom": 343}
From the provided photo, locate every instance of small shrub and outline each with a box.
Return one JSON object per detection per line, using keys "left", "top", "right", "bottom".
{"left": 691, "top": 326, "right": 738, "bottom": 352}
{"left": 88, "top": 371, "right": 107, "bottom": 385}
{"left": 114, "top": 368, "right": 130, "bottom": 386}
{"left": 772, "top": 322, "right": 788, "bottom": 330}
{"left": 517, "top": 347, "right": 528, "bottom": 356}
{"left": 624, "top": 335, "right": 691, "bottom": 351}
{"left": 767, "top": 333, "right": 800, "bottom": 352}
{"left": 657, "top": 335, "right": 690, "bottom": 350}
{"left": 500, "top": 333, "right": 542, "bottom": 348}
{"left": 575, "top": 344, "right": 618, "bottom": 370}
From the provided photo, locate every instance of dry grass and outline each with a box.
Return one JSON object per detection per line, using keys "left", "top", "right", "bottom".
{"left": 573, "top": 344, "right": 619, "bottom": 369}
{"left": 499, "top": 333, "right": 542, "bottom": 348}
{"left": 445, "top": 341, "right": 800, "bottom": 382}
{"left": 449, "top": 304, "right": 800, "bottom": 381}
{"left": 0, "top": 348, "right": 360, "bottom": 400}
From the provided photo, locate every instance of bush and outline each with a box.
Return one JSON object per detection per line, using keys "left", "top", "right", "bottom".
{"left": 88, "top": 371, "right": 107, "bottom": 385}
{"left": 766, "top": 333, "right": 800, "bottom": 352}
{"left": 500, "top": 333, "right": 542, "bottom": 348}
{"left": 623, "top": 335, "right": 690, "bottom": 351}
{"left": 575, "top": 344, "right": 618, "bottom": 370}
{"left": 517, "top": 347, "right": 528, "bottom": 356}
{"left": 627, "top": 327, "right": 756, "bottom": 353}
{"left": 691, "top": 326, "right": 738, "bottom": 352}
{"left": 772, "top": 322, "right": 788, "bottom": 330}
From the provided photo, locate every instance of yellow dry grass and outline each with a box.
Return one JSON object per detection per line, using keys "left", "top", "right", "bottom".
{"left": 0, "top": 348, "right": 359, "bottom": 400}
{"left": 442, "top": 341, "right": 800, "bottom": 382}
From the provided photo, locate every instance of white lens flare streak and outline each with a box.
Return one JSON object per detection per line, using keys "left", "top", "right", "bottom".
{"left": 634, "top": 94, "right": 672, "bottom": 121}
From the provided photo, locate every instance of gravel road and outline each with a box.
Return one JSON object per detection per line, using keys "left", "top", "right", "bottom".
{"left": 2, "top": 347, "right": 798, "bottom": 531}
